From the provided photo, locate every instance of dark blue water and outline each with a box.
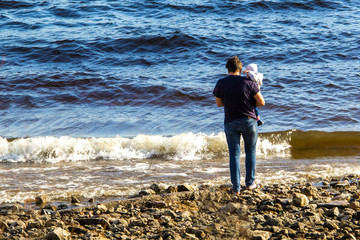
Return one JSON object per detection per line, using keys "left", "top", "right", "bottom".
{"left": 1, "top": 0, "right": 359, "bottom": 138}
{"left": 0, "top": 0, "right": 359, "bottom": 203}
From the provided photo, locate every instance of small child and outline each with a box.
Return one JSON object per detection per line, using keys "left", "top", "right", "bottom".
{"left": 243, "top": 63, "right": 264, "bottom": 126}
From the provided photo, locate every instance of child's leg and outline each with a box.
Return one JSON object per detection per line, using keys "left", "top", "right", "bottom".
{"left": 255, "top": 108, "right": 260, "bottom": 120}
{"left": 254, "top": 107, "right": 264, "bottom": 126}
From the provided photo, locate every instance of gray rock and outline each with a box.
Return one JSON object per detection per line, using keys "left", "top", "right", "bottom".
{"left": 95, "top": 203, "right": 108, "bottom": 212}
{"left": 166, "top": 185, "right": 178, "bottom": 193}
{"left": 356, "top": 211, "right": 360, "bottom": 220}
{"left": 46, "top": 227, "right": 71, "bottom": 240}
{"left": 220, "top": 202, "right": 241, "bottom": 213}
{"left": 139, "top": 189, "right": 156, "bottom": 196}
{"left": 186, "top": 227, "right": 206, "bottom": 239}
{"left": 350, "top": 200, "right": 360, "bottom": 210}
{"left": 35, "top": 195, "right": 48, "bottom": 205}
{"left": 302, "top": 186, "right": 318, "bottom": 197}
{"left": 180, "top": 211, "right": 192, "bottom": 220}
{"left": 75, "top": 218, "right": 110, "bottom": 230}
{"left": 262, "top": 217, "right": 283, "bottom": 227}
{"left": 293, "top": 193, "right": 309, "bottom": 207}
{"left": 10, "top": 220, "right": 26, "bottom": 229}
{"left": 325, "top": 207, "right": 340, "bottom": 217}
{"left": 343, "top": 233, "right": 357, "bottom": 240}
{"left": 129, "top": 218, "right": 146, "bottom": 227}
{"left": 249, "top": 230, "right": 272, "bottom": 240}
{"left": 163, "top": 229, "right": 182, "bottom": 240}
{"left": 324, "top": 219, "right": 339, "bottom": 230}
{"left": 178, "top": 184, "right": 196, "bottom": 192}
{"left": 0, "top": 220, "right": 9, "bottom": 231}
{"left": 71, "top": 196, "right": 80, "bottom": 204}
{"left": 150, "top": 183, "right": 167, "bottom": 193}
{"left": 145, "top": 200, "right": 167, "bottom": 208}
{"left": 67, "top": 226, "right": 89, "bottom": 235}
{"left": 0, "top": 204, "right": 23, "bottom": 213}
{"left": 259, "top": 204, "right": 282, "bottom": 213}
{"left": 318, "top": 201, "right": 350, "bottom": 209}
{"left": 26, "top": 219, "right": 43, "bottom": 229}
{"left": 332, "top": 193, "right": 352, "bottom": 201}
{"left": 45, "top": 219, "right": 64, "bottom": 228}
{"left": 335, "top": 180, "right": 350, "bottom": 188}
{"left": 163, "top": 210, "right": 177, "bottom": 219}
{"left": 290, "top": 221, "right": 306, "bottom": 231}
{"left": 43, "top": 204, "right": 58, "bottom": 211}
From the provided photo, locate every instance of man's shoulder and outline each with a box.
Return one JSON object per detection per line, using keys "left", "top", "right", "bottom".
{"left": 219, "top": 75, "right": 248, "bottom": 81}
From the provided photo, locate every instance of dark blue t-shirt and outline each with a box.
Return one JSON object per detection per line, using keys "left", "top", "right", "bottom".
{"left": 213, "top": 75, "right": 259, "bottom": 123}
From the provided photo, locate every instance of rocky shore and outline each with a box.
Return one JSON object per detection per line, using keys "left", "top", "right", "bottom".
{"left": 0, "top": 174, "right": 359, "bottom": 240}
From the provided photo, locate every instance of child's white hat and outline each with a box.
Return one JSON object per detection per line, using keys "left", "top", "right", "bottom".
{"left": 246, "top": 63, "right": 263, "bottom": 86}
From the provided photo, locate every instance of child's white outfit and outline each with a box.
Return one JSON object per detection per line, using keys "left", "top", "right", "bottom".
{"left": 246, "top": 63, "right": 264, "bottom": 126}
{"left": 246, "top": 63, "right": 263, "bottom": 87}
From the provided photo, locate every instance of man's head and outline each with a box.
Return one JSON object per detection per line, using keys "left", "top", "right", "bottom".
{"left": 226, "top": 56, "right": 242, "bottom": 74}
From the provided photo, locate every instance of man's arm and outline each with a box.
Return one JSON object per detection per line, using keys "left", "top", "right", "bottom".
{"left": 254, "top": 92, "right": 265, "bottom": 107}
{"left": 215, "top": 97, "right": 224, "bottom": 107}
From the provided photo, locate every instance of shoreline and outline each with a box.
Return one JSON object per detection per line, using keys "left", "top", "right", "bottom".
{"left": 0, "top": 174, "right": 359, "bottom": 239}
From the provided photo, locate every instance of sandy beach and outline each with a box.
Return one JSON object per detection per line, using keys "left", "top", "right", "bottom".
{"left": 0, "top": 174, "right": 359, "bottom": 240}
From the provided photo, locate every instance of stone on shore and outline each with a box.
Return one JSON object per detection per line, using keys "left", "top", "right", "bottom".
{"left": 46, "top": 227, "right": 71, "bottom": 240}
{"left": 293, "top": 192, "right": 309, "bottom": 207}
{"left": 35, "top": 195, "right": 47, "bottom": 205}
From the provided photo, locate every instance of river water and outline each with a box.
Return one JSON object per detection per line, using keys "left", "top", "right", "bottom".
{"left": 0, "top": 0, "right": 359, "bottom": 204}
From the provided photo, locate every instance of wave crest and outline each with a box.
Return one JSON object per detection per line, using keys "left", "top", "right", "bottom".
{"left": 0, "top": 131, "right": 292, "bottom": 163}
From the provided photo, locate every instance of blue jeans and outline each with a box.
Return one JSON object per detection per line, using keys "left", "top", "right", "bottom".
{"left": 224, "top": 117, "right": 258, "bottom": 192}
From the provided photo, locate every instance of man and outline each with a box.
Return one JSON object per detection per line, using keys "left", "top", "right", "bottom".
{"left": 213, "top": 56, "right": 265, "bottom": 194}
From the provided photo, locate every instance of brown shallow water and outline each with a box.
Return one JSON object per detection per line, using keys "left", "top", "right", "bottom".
{"left": 1, "top": 155, "right": 359, "bottom": 204}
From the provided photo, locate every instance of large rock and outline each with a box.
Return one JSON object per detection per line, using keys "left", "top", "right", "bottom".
{"left": 139, "top": 189, "right": 156, "bottom": 196}
{"left": 249, "top": 230, "right": 272, "bottom": 240}
{"left": 302, "top": 186, "right": 318, "bottom": 197}
{"left": 150, "top": 183, "right": 167, "bottom": 193}
{"left": 75, "top": 218, "right": 110, "bottom": 230}
{"left": 332, "top": 193, "right": 351, "bottom": 201}
{"left": 325, "top": 207, "right": 339, "bottom": 217}
{"left": 262, "top": 217, "right": 283, "bottom": 227}
{"left": 46, "top": 227, "right": 71, "bottom": 240}
{"left": 178, "top": 184, "right": 196, "bottom": 192}
{"left": 145, "top": 201, "right": 167, "bottom": 208}
{"left": 0, "top": 220, "right": 8, "bottom": 231}
{"left": 350, "top": 201, "right": 360, "bottom": 210}
{"left": 163, "top": 229, "right": 182, "bottom": 240}
{"left": 220, "top": 202, "right": 241, "bottom": 213}
{"left": 334, "top": 180, "right": 350, "bottom": 188}
{"left": 45, "top": 219, "right": 65, "bottom": 228}
{"left": 71, "top": 196, "right": 80, "bottom": 204}
{"left": 27, "top": 219, "right": 44, "bottom": 229}
{"left": 35, "top": 195, "right": 48, "bottom": 205}
{"left": 0, "top": 204, "right": 23, "bottom": 214}
{"left": 166, "top": 185, "right": 178, "bottom": 193}
{"left": 186, "top": 227, "right": 206, "bottom": 239}
{"left": 293, "top": 193, "right": 309, "bottom": 207}
{"left": 10, "top": 220, "right": 26, "bottom": 229}
{"left": 318, "top": 201, "right": 350, "bottom": 209}
{"left": 356, "top": 211, "right": 360, "bottom": 220}
{"left": 324, "top": 220, "right": 339, "bottom": 230}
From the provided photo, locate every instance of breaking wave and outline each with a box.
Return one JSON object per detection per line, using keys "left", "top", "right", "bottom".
{"left": 1, "top": 130, "right": 358, "bottom": 163}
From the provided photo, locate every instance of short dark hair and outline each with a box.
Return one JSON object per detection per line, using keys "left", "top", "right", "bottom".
{"left": 226, "top": 56, "right": 242, "bottom": 73}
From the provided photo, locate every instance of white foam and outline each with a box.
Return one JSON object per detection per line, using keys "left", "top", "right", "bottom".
{"left": 0, "top": 132, "right": 291, "bottom": 163}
